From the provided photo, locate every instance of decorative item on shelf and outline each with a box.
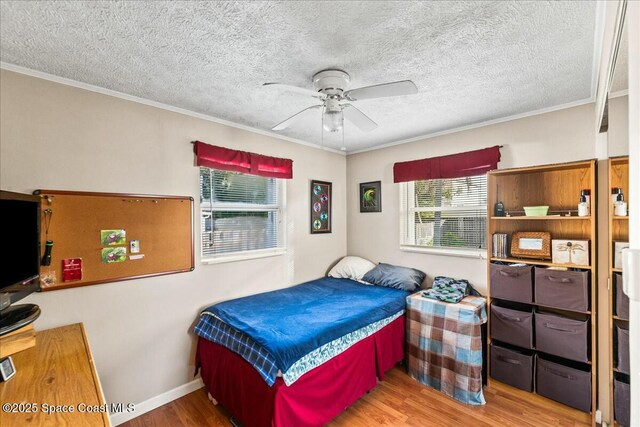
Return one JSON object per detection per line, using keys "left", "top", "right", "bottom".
{"left": 551, "top": 240, "right": 590, "bottom": 266}
{"left": 492, "top": 233, "right": 508, "bottom": 258}
{"left": 494, "top": 185, "right": 505, "bottom": 217}
{"left": 580, "top": 189, "right": 591, "bottom": 206}
{"left": 614, "top": 241, "right": 629, "bottom": 269}
{"left": 612, "top": 187, "right": 622, "bottom": 206}
{"left": 523, "top": 206, "right": 549, "bottom": 216}
{"left": 510, "top": 231, "right": 551, "bottom": 260}
{"left": 614, "top": 193, "right": 628, "bottom": 217}
{"left": 310, "top": 180, "right": 332, "bottom": 234}
{"left": 578, "top": 195, "right": 590, "bottom": 217}
{"left": 359, "top": 181, "right": 381, "bottom": 213}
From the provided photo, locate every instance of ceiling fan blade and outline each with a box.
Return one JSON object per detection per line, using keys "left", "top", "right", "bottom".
{"left": 342, "top": 104, "right": 377, "bottom": 132}
{"left": 272, "top": 105, "right": 322, "bottom": 131}
{"left": 263, "top": 83, "right": 326, "bottom": 99}
{"left": 344, "top": 80, "right": 418, "bottom": 101}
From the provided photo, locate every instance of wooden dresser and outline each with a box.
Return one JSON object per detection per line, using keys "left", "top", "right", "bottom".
{"left": 0, "top": 323, "right": 110, "bottom": 426}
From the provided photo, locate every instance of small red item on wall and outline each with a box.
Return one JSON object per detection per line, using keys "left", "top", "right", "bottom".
{"left": 62, "top": 258, "right": 82, "bottom": 282}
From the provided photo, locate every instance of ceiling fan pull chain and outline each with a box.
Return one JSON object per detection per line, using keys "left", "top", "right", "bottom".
{"left": 342, "top": 112, "right": 345, "bottom": 150}
{"left": 321, "top": 108, "right": 324, "bottom": 150}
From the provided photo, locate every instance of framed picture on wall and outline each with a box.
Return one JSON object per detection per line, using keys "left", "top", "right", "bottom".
{"left": 310, "top": 180, "right": 332, "bottom": 234}
{"left": 359, "top": 181, "right": 381, "bottom": 213}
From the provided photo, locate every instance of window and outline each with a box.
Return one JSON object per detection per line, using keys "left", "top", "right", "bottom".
{"left": 200, "top": 167, "right": 285, "bottom": 261}
{"left": 400, "top": 175, "right": 487, "bottom": 252}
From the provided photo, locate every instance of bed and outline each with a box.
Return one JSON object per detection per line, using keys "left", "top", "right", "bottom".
{"left": 194, "top": 276, "right": 410, "bottom": 427}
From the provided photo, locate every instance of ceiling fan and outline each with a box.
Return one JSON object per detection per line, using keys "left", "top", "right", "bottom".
{"left": 264, "top": 69, "right": 418, "bottom": 134}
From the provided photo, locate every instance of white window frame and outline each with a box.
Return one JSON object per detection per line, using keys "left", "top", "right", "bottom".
{"left": 200, "top": 169, "right": 287, "bottom": 264}
{"left": 399, "top": 179, "right": 487, "bottom": 259}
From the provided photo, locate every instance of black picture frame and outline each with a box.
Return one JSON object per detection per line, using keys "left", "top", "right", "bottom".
{"left": 359, "top": 181, "right": 381, "bottom": 213}
{"left": 310, "top": 180, "right": 332, "bottom": 234}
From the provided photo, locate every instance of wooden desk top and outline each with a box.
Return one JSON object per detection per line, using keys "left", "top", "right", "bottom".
{"left": 0, "top": 323, "right": 110, "bottom": 426}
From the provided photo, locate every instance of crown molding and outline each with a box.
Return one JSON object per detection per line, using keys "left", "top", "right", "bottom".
{"left": 0, "top": 62, "right": 344, "bottom": 156}
{"left": 609, "top": 89, "right": 629, "bottom": 98}
{"left": 347, "top": 97, "right": 594, "bottom": 155}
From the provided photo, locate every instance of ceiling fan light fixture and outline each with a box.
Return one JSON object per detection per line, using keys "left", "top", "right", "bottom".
{"left": 322, "top": 107, "right": 343, "bottom": 133}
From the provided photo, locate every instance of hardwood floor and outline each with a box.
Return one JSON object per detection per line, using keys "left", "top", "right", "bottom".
{"left": 121, "top": 367, "right": 590, "bottom": 427}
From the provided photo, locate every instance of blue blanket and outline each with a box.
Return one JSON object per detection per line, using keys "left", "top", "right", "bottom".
{"left": 201, "top": 277, "right": 409, "bottom": 373}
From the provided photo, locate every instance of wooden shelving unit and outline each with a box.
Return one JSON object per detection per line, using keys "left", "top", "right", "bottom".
{"left": 491, "top": 216, "right": 591, "bottom": 221}
{"left": 487, "top": 160, "right": 596, "bottom": 425}
{"left": 608, "top": 156, "right": 629, "bottom": 427}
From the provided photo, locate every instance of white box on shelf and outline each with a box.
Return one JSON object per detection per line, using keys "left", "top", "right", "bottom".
{"left": 551, "top": 239, "right": 590, "bottom": 266}
{"left": 614, "top": 241, "right": 629, "bottom": 269}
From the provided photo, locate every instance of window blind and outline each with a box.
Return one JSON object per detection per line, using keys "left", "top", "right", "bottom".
{"left": 200, "top": 167, "right": 284, "bottom": 258}
{"left": 400, "top": 175, "right": 487, "bottom": 250}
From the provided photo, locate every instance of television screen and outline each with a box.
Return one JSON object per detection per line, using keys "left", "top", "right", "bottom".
{"left": 0, "top": 193, "right": 40, "bottom": 292}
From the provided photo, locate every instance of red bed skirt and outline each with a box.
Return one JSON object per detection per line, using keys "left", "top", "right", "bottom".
{"left": 196, "top": 315, "right": 405, "bottom": 427}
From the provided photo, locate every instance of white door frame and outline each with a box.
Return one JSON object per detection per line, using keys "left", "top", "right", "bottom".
{"left": 626, "top": 2, "right": 639, "bottom": 425}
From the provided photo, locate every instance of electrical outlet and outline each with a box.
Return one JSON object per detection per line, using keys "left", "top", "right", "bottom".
{"left": 594, "top": 409, "right": 602, "bottom": 424}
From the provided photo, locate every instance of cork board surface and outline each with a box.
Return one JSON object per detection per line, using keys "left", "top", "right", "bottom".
{"left": 36, "top": 190, "right": 193, "bottom": 291}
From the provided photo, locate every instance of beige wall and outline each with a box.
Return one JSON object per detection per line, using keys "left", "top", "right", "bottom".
{"left": 2, "top": 68, "right": 621, "bottom": 419}
{"left": 0, "top": 70, "right": 347, "bottom": 408}
{"left": 347, "top": 103, "right": 596, "bottom": 295}
{"left": 608, "top": 95, "right": 629, "bottom": 157}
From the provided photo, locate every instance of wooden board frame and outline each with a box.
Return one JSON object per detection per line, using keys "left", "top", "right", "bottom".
{"left": 34, "top": 190, "right": 194, "bottom": 291}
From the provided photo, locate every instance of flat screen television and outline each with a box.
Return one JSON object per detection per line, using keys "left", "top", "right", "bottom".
{"left": 0, "top": 190, "right": 41, "bottom": 335}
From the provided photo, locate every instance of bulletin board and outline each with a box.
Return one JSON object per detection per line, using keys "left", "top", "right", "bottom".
{"left": 35, "top": 190, "right": 194, "bottom": 291}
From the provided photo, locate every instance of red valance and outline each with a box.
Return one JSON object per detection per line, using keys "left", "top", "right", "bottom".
{"left": 393, "top": 145, "right": 501, "bottom": 183}
{"left": 194, "top": 141, "right": 293, "bottom": 179}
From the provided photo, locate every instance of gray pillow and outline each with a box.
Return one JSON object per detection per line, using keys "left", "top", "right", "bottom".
{"left": 362, "top": 263, "right": 426, "bottom": 292}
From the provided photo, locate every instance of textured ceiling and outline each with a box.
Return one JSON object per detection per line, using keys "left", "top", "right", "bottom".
{"left": 0, "top": 1, "right": 597, "bottom": 152}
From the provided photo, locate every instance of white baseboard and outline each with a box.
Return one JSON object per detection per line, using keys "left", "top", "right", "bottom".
{"left": 110, "top": 377, "right": 205, "bottom": 426}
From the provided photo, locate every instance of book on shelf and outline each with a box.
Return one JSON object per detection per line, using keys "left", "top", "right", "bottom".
{"left": 492, "top": 233, "right": 508, "bottom": 258}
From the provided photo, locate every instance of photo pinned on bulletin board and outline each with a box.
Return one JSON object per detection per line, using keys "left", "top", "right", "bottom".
{"left": 101, "top": 247, "right": 126, "bottom": 264}
{"left": 62, "top": 258, "right": 82, "bottom": 282}
{"left": 130, "top": 240, "right": 140, "bottom": 254}
{"left": 40, "top": 271, "right": 57, "bottom": 289}
{"left": 100, "top": 229, "right": 126, "bottom": 246}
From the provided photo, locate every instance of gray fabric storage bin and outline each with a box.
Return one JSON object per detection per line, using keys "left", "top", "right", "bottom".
{"left": 615, "top": 273, "right": 629, "bottom": 320}
{"left": 490, "top": 304, "right": 534, "bottom": 349}
{"left": 535, "top": 312, "right": 589, "bottom": 362}
{"left": 536, "top": 356, "right": 591, "bottom": 412}
{"left": 490, "top": 343, "right": 534, "bottom": 391}
{"left": 490, "top": 264, "right": 534, "bottom": 303}
{"left": 614, "top": 379, "right": 630, "bottom": 427}
{"left": 534, "top": 267, "right": 589, "bottom": 312}
{"left": 616, "top": 325, "right": 630, "bottom": 374}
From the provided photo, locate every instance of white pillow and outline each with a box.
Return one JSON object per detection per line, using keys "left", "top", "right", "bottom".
{"left": 328, "top": 256, "right": 376, "bottom": 281}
